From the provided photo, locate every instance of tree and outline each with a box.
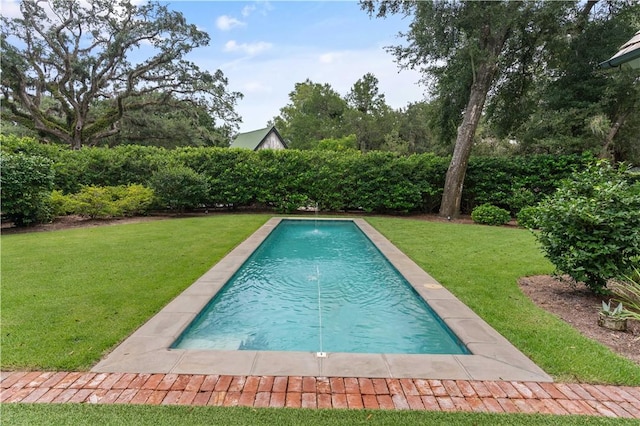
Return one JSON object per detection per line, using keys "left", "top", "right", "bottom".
{"left": 502, "top": 2, "right": 640, "bottom": 163}
{"left": 272, "top": 79, "right": 348, "bottom": 149}
{"left": 1, "top": 0, "right": 241, "bottom": 149}
{"left": 346, "top": 72, "right": 387, "bottom": 115}
{"left": 394, "top": 101, "right": 442, "bottom": 154}
{"left": 362, "top": 0, "right": 573, "bottom": 217}
{"left": 102, "top": 94, "right": 233, "bottom": 148}
{"left": 344, "top": 72, "right": 395, "bottom": 152}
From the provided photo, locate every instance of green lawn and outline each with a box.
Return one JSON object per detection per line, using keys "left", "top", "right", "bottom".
{"left": 367, "top": 217, "right": 640, "bottom": 385}
{"left": 1, "top": 214, "right": 639, "bottom": 384}
{"left": 1, "top": 214, "right": 270, "bottom": 370}
{"left": 3, "top": 404, "right": 638, "bottom": 426}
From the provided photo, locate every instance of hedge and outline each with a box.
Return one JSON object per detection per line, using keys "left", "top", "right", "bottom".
{"left": 0, "top": 151, "right": 55, "bottom": 225}
{"left": 1, "top": 136, "right": 592, "bottom": 215}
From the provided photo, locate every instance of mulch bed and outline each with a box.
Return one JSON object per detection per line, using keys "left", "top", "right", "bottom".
{"left": 519, "top": 275, "right": 640, "bottom": 365}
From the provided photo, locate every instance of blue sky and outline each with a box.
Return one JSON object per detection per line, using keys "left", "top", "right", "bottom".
{"left": 1, "top": 0, "right": 426, "bottom": 132}
{"left": 170, "top": 1, "right": 425, "bottom": 132}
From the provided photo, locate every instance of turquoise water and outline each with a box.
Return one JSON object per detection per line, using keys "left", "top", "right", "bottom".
{"left": 172, "top": 220, "right": 468, "bottom": 354}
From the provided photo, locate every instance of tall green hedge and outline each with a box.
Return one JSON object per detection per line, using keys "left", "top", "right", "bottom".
{"left": 1, "top": 136, "right": 591, "bottom": 215}
{"left": 0, "top": 151, "right": 55, "bottom": 225}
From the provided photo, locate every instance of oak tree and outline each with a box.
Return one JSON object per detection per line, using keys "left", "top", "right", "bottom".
{"left": 362, "top": 0, "right": 572, "bottom": 217}
{"left": 1, "top": 0, "right": 241, "bottom": 149}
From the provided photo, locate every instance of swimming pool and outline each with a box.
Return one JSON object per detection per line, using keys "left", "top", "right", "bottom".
{"left": 172, "top": 220, "right": 468, "bottom": 354}
{"left": 93, "top": 217, "right": 552, "bottom": 381}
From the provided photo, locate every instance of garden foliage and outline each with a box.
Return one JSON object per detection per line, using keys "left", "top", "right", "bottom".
{"left": 149, "top": 165, "right": 209, "bottom": 212}
{"left": 535, "top": 161, "right": 640, "bottom": 293}
{"left": 0, "top": 151, "right": 55, "bottom": 225}
{"left": 516, "top": 206, "right": 539, "bottom": 229}
{"left": 1, "top": 136, "right": 591, "bottom": 221}
{"left": 471, "top": 204, "right": 511, "bottom": 226}
{"left": 614, "top": 268, "right": 640, "bottom": 321}
{"left": 51, "top": 185, "right": 154, "bottom": 218}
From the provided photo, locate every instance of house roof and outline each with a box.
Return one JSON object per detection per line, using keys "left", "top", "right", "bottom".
{"left": 230, "top": 126, "right": 286, "bottom": 150}
{"left": 600, "top": 30, "right": 640, "bottom": 69}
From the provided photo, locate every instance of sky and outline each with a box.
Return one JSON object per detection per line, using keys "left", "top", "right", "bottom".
{"left": 0, "top": 0, "right": 427, "bottom": 133}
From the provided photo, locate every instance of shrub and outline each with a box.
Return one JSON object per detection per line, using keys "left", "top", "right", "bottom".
{"left": 111, "top": 185, "right": 155, "bottom": 216}
{"left": 0, "top": 152, "right": 55, "bottom": 226}
{"left": 149, "top": 165, "right": 209, "bottom": 212}
{"left": 463, "top": 154, "right": 591, "bottom": 214}
{"left": 50, "top": 190, "right": 79, "bottom": 217}
{"left": 176, "top": 148, "right": 257, "bottom": 208}
{"left": 52, "top": 185, "right": 155, "bottom": 218}
{"left": 72, "top": 186, "right": 121, "bottom": 218}
{"left": 471, "top": 204, "right": 511, "bottom": 226}
{"left": 0, "top": 138, "right": 590, "bottom": 216}
{"left": 54, "top": 145, "right": 169, "bottom": 193}
{"left": 536, "top": 161, "right": 640, "bottom": 293}
{"left": 516, "top": 206, "right": 540, "bottom": 229}
{"left": 275, "top": 194, "right": 311, "bottom": 214}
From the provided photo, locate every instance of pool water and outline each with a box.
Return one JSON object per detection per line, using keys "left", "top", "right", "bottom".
{"left": 172, "top": 220, "right": 468, "bottom": 354}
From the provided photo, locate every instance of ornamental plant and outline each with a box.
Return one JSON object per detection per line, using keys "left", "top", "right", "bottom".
{"left": 536, "top": 161, "right": 640, "bottom": 293}
{"left": 471, "top": 203, "right": 511, "bottom": 226}
{"left": 0, "top": 152, "right": 55, "bottom": 226}
{"left": 149, "top": 165, "right": 209, "bottom": 212}
{"left": 516, "top": 206, "right": 540, "bottom": 229}
{"left": 51, "top": 185, "right": 155, "bottom": 218}
{"left": 614, "top": 268, "right": 640, "bottom": 321}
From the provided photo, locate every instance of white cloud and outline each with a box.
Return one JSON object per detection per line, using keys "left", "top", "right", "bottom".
{"left": 205, "top": 46, "right": 425, "bottom": 132}
{"left": 319, "top": 53, "right": 336, "bottom": 64}
{"left": 241, "top": 5, "right": 255, "bottom": 17}
{"left": 216, "top": 15, "right": 246, "bottom": 31}
{"left": 255, "top": 1, "right": 273, "bottom": 16}
{"left": 243, "top": 81, "right": 272, "bottom": 94}
{"left": 0, "top": 0, "right": 21, "bottom": 18}
{"left": 224, "top": 40, "right": 273, "bottom": 56}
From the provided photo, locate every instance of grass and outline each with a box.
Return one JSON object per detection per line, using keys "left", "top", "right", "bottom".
{"left": 3, "top": 404, "right": 638, "bottom": 426}
{"left": 1, "top": 214, "right": 270, "bottom": 370}
{"left": 366, "top": 217, "right": 640, "bottom": 385}
{"left": 1, "top": 214, "right": 639, "bottom": 384}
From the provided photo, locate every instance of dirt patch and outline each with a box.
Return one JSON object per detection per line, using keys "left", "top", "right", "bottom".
{"left": 519, "top": 275, "right": 640, "bottom": 365}
{"left": 1, "top": 214, "right": 168, "bottom": 234}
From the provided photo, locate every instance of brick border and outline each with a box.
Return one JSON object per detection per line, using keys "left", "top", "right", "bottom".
{"left": 2, "top": 372, "right": 638, "bottom": 418}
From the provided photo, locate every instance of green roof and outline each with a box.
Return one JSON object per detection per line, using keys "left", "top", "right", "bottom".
{"left": 230, "top": 126, "right": 286, "bottom": 150}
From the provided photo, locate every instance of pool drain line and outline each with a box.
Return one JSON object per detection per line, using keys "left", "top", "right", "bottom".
{"left": 316, "top": 265, "right": 327, "bottom": 358}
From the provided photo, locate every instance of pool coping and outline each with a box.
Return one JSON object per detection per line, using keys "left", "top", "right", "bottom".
{"left": 93, "top": 217, "right": 552, "bottom": 382}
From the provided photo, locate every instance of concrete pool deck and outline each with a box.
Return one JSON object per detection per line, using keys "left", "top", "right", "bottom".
{"left": 93, "top": 217, "right": 552, "bottom": 383}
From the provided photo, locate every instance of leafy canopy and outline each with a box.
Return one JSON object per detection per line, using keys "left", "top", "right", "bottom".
{"left": 1, "top": 0, "right": 242, "bottom": 149}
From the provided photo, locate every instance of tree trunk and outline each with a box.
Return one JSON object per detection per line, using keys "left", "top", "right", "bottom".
{"left": 439, "top": 63, "right": 496, "bottom": 218}
{"left": 600, "top": 111, "right": 629, "bottom": 160}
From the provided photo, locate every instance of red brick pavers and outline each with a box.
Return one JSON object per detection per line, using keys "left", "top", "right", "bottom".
{"left": 1, "top": 372, "right": 639, "bottom": 418}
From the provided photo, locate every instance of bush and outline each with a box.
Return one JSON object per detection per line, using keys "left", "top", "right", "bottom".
{"left": 471, "top": 204, "right": 511, "bottom": 226}
{"left": 51, "top": 185, "right": 154, "bottom": 218}
{"left": 463, "top": 154, "right": 591, "bottom": 214}
{"left": 536, "top": 161, "right": 640, "bottom": 293}
{"left": 516, "top": 206, "right": 540, "bottom": 229}
{"left": 111, "top": 185, "right": 155, "bottom": 216}
{"left": 0, "top": 152, "right": 55, "bottom": 226}
{"left": 54, "top": 145, "right": 169, "bottom": 193}
{"left": 50, "top": 190, "right": 78, "bottom": 217}
{"left": 1, "top": 137, "right": 590, "bottom": 216}
{"left": 149, "top": 165, "right": 209, "bottom": 212}
{"left": 72, "top": 186, "right": 121, "bottom": 218}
